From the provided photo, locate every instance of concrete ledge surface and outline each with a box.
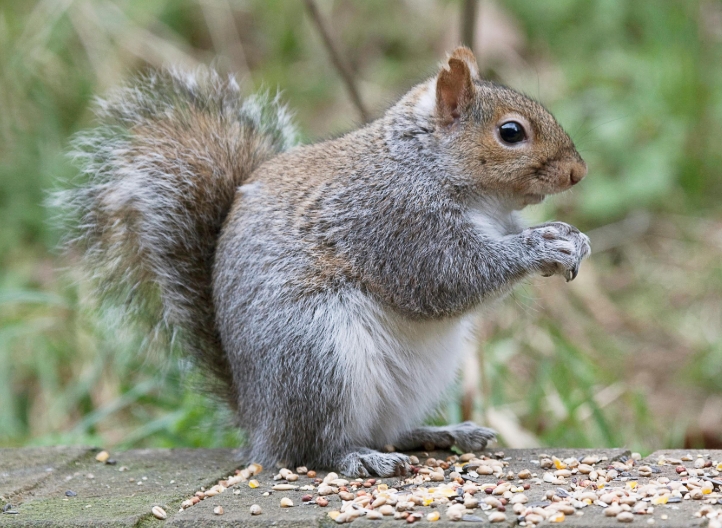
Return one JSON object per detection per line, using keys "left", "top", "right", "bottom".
{"left": 1, "top": 447, "right": 720, "bottom": 527}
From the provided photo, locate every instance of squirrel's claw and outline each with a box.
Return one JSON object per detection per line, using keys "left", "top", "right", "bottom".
{"left": 565, "top": 266, "right": 579, "bottom": 282}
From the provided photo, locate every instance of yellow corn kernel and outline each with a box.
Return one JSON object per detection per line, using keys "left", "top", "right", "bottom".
{"left": 248, "top": 479, "right": 259, "bottom": 489}
{"left": 549, "top": 512, "right": 565, "bottom": 523}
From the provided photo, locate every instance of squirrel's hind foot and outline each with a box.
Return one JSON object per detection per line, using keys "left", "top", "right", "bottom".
{"left": 338, "top": 449, "right": 410, "bottom": 478}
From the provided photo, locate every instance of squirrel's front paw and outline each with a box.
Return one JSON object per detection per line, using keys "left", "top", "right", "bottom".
{"left": 523, "top": 222, "right": 591, "bottom": 281}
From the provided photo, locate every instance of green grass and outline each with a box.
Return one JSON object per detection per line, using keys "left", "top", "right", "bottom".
{"left": 1, "top": 0, "right": 721, "bottom": 452}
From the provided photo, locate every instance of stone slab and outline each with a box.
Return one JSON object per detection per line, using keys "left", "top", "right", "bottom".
{"left": 1, "top": 447, "right": 720, "bottom": 527}
{"left": 0, "top": 446, "right": 90, "bottom": 499}
{"left": 1, "top": 447, "right": 241, "bottom": 527}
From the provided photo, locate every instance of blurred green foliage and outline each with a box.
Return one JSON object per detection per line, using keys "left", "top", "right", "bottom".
{"left": 507, "top": 0, "right": 722, "bottom": 221}
{"left": 1, "top": 0, "right": 721, "bottom": 452}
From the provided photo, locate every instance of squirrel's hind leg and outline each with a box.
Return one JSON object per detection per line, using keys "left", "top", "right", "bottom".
{"left": 393, "top": 422, "right": 496, "bottom": 453}
{"left": 337, "top": 448, "right": 410, "bottom": 478}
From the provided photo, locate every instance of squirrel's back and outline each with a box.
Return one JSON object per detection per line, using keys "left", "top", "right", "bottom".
{"left": 54, "top": 69, "right": 298, "bottom": 404}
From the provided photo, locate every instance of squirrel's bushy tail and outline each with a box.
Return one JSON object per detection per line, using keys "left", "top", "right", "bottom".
{"left": 54, "top": 69, "right": 297, "bottom": 405}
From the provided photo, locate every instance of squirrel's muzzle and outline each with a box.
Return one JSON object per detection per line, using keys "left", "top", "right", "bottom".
{"left": 568, "top": 160, "right": 587, "bottom": 186}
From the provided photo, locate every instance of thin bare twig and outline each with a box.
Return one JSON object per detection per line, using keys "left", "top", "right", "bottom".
{"left": 99, "top": 0, "right": 199, "bottom": 69}
{"left": 302, "top": 0, "right": 370, "bottom": 122}
{"left": 198, "top": 0, "right": 250, "bottom": 81}
{"left": 585, "top": 210, "right": 652, "bottom": 253}
{"left": 461, "top": 0, "right": 478, "bottom": 51}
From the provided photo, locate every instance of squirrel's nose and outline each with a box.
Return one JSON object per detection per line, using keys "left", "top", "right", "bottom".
{"left": 569, "top": 161, "right": 587, "bottom": 186}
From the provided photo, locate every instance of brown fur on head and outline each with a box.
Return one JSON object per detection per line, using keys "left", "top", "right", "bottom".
{"left": 436, "top": 46, "right": 586, "bottom": 207}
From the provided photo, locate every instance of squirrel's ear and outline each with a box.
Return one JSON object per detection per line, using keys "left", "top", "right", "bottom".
{"left": 436, "top": 54, "right": 476, "bottom": 126}
{"left": 449, "top": 46, "right": 480, "bottom": 79}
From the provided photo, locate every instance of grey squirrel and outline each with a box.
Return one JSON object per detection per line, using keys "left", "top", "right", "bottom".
{"left": 56, "top": 47, "right": 590, "bottom": 477}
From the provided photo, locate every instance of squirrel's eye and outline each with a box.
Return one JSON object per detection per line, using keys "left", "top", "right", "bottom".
{"left": 499, "top": 121, "right": 526, "bottom": 144}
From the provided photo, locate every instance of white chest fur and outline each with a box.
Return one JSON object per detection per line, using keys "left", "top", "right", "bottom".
{"left": 467, "top": 197, "right": 521, "bottom": 240}
{"left": 324, "top": 291, "right": 473, "bottom": 447}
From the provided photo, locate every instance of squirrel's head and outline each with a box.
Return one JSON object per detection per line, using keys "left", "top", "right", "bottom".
{"left": 433, "top": 47, "right": 586, "bottom": 208}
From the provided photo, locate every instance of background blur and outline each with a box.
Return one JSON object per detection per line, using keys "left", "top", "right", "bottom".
{"left": 1, "top": 0, "right": 722, "bottom": 454}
